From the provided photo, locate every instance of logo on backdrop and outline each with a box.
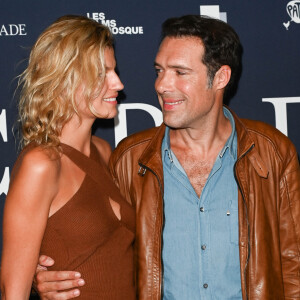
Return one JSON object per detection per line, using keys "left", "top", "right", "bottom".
{"left": 114, "top": 104, "right": 162, "bottom": 146}
{"left": 262, "top": 97, "right": 300, "bottom": 136}
{"left": 200, "top": 5, "right": 227, "bottom": 22}
{"left": 283, "top": 0, "right": 300, "bottom": 30}
{"left": 87, "top": 12, "right": 143, "bottom": 35}
{"left": 0, "top": 24, "right": 27, "bottom": 36}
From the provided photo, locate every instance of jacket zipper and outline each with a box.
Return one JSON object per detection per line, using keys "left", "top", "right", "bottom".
{"left": 138, "top": 163, "right": 164, "bottom": 299}
{"left": 234, "top": 143, "right": 254, "bottom": 300}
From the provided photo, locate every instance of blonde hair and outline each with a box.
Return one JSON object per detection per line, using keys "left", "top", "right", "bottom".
{"left": 18, "top": 15, "right": 113, "bottom": 149}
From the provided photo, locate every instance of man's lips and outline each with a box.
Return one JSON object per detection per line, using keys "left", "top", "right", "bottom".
{"left": 164, "top": 100, "right": 184, "bottom": 105}
{"left": 162, "top": 98, "right": 184, "bottom": 109}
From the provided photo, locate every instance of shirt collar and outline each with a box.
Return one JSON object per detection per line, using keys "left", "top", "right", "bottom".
{"left": 162, "top": 107, "right": 237, "bottom": 162}
{"left": 162, "top": 126, "right": 173, "bottom": 163}
{"left": 219, "top": 107, "right": 237, "bottom": 159}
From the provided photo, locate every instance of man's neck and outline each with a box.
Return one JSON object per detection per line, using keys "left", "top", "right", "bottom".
{"left": 169, "top": 107, "right": 232, "bottom": 160}
{"left": 167, "top": 107, "right": 233, "bottom": 197}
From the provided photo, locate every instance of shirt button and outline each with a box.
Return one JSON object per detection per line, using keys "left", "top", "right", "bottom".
{"left": 203, "top": 283, "right": 208, "bottom": 289}
{"left": 200, "top": 207, "right": 204, "bottom": 212}
{"left": 201, "top": 245, "right": 206, "bottom": 250}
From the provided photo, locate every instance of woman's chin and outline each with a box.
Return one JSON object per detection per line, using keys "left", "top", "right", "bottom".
{"left": 93, "top": 109, "right": 118, "bottom": 120}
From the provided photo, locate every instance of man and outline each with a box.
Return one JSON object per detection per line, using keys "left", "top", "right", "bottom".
{"left": 36, "top": 15, "right": 300, "bottom": 299}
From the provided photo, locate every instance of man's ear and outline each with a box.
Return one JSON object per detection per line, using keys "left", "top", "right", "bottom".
{"left": 214, "top": 65, "right": 231, "bottom": 90}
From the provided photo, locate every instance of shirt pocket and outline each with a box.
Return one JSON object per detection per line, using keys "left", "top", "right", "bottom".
{"left": 229, "top": 207, "right": 239, "bottom": 246}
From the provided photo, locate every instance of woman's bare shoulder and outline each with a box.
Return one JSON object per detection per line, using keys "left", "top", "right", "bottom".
{"left": 91, "top": 136, "right": 112, "bottom": 165}
{"left": 12, "top": 145, "right": 61, "bottom": 184}
{"left": 7, "top": 146, "right": 61, "bottom": 208}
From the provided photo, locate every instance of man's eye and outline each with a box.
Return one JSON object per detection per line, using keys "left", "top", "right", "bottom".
{"left": 155, "top": 68, "right": 162, "bottom": 75}
{"left": 176, "top": 70, "right": 186, "bottom": 75}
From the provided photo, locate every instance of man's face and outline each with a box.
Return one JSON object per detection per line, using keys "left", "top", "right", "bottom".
{"left": 154, "top": 37, "right": 220, "bottom": 130}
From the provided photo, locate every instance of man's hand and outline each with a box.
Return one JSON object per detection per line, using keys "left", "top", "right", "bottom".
{"left": 34, "top": 255, "right": 85, "bottom": 300}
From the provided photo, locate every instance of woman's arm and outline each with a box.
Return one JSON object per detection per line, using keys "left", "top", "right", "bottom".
{"left": 1, "top": 148, "right": 60, "bottom": 300}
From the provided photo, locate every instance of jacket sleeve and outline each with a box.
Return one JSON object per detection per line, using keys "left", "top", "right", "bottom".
{"left": 279, "top": 149, "right": 300, "bottom": 299}
{"left": 108, "top": 151, "right": 119, "bottom": 187}
{"left": 108, "top": 149, "right": 135, "bottom": 206}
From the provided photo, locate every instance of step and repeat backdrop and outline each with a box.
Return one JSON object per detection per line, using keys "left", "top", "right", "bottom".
{"left": 0, "top": 0, "right": 300, "bottom": 253}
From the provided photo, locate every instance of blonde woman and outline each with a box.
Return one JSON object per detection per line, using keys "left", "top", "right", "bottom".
{"left": 1, "top": 15, "right": 135, "bottom": 299}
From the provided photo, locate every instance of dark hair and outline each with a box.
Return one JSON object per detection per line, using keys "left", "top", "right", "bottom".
{"left": 161, "top": 15, "right": 242, "bottom": 93}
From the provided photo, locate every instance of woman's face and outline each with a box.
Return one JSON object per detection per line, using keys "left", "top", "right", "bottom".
{"left": 77, "top": 47, "right": 124, "bottom": 119}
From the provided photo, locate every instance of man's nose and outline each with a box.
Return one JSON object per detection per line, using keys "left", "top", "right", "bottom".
{"left": 155, "top": 72, "right": 173, "bottom": 94}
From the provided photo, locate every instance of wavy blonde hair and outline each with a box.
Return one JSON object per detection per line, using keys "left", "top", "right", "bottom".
{"left": 18, "top": 15, "right": 113, "bottom": 149}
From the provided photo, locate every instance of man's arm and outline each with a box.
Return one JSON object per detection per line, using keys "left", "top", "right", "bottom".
{"left": 34, "top": 255, "right": 85, "bottom": 300}
{"left": 279, "top": 150, "right": 300, "bottom": 299}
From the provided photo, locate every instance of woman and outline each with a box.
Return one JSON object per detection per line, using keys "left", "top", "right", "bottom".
{"left": 1, "top": 15, "right": 135, "bottom": 299}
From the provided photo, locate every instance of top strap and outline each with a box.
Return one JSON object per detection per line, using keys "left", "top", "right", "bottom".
{"left": 60, "top": 142, "right": 123, "bottom": 202}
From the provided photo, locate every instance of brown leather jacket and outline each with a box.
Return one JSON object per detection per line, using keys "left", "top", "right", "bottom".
{"left": 109, "top": 109, "right": 300, "bottom": 300}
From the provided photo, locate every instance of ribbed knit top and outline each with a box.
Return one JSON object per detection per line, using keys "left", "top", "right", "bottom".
{"left": 39, "top": 142, "right": 135, "bottom": 299}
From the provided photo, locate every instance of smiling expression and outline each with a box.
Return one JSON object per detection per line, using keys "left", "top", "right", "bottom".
{"left": 154, "top": 37, "right": 223, "bottom": 130}
{"left": 77, "top": 47, "right": 124, "bottom": 120}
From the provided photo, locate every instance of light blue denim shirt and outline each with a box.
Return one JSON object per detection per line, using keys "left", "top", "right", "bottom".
{"left": 161, "top": 107, "right": 242, "bottom": 299}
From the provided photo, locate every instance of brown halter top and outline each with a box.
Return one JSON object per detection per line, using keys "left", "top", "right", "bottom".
{"left": 39, "top": 142, "right": 135, "bottom": 299}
